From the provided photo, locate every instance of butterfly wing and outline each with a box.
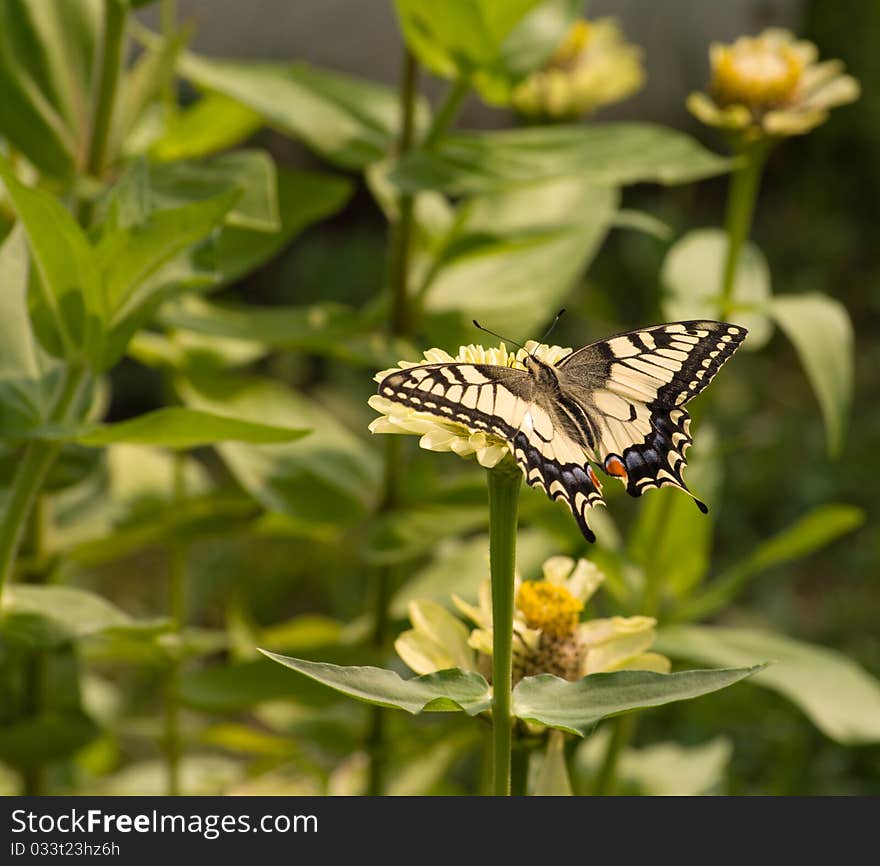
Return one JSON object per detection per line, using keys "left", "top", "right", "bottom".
{"left": 376, "top": 362, "right": 604, "bottom": 541}
{"left": 556, "top": 320, "right": 747, "bottom": 505}
{"left": 376, "top": 362, "right": 533, "bottom": 438}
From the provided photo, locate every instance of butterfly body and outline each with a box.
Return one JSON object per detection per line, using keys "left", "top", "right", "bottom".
{"left": 377, "top": 321, "right": 747, "bottom": 542}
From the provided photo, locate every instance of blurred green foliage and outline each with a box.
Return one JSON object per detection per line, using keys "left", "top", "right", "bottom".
{"left": 0, "top": 0, "right": 877, "bottom": 795}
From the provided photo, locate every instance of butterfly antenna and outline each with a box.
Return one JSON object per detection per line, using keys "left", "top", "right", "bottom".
{"left": 472, "top": 319, "right": 528, "bottom": 354}
{"left": 539, "top": 308, "right": 566, "bottom": 344}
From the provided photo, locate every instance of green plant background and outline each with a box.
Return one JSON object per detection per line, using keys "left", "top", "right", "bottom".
{"left": 0, "top": 0, "right": 877, "bottom": 796}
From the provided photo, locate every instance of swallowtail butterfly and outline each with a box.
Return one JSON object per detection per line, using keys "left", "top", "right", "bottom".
{"left": 377, "top": 321, "right": 746, "bottom": 542}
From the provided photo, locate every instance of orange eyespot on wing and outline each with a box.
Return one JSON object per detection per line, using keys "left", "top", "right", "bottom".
{"left": 603, "top": 454, "right": 628, "bottom": 482}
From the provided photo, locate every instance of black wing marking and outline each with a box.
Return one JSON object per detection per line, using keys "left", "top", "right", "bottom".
{"left": 376, "top": 362, "right": 605, "bottom": 542}
{"left": 556, "top": 320, "right": 747, "bottom": 505}
{"left": 510, "top": 419, "right": 604, "bottom": 544}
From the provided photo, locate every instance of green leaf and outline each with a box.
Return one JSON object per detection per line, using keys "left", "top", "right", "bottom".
{"left": 391, "top": 124, "right": 731, "bottom": 196}
{"left": 146, "top": 149, "right": 279, "bottom": 232}
{"left": 96, "top": 189, "right": 239, "bottom": 369}
{"left": 0, "top": 712, "right": 98, "bottom": 769}
{"left": 422, "top": 177, "right": 618, "bottom": 344}
{"left": 260, "top": 653, "right": 493, "bottom": 715}
{"left": 115, "top": 27, "right": 182, "bottom": 158}
{"left": 90, "top": 756, "right": 245, "bottom": 796}
{"left": 770, "top": 293, "right": 854, "bottom": 457}
{"left": 574, "top": 730, "right": 732, "bottom": 795}
{"left": 0, "top": 156, "right": 103, "bottom": 361}
{"left": 511, "top": 666, "right": 762, "bottom": 736}
{"left": 178, "top": 51, "right": 430, "bottom": 170}
{"left": 1, "top": 585, "right": 160, "bottom": 645}
{"left": 150, "top": 92, "right": 263, "bottom": 162}
{"left": 612, "top": 209, "right": 673, "bottom": 240}
{"left": 656, "top": 625, "right": 880, "bottom": 744}
{"left": 179, "top": 657, "right": 345, "bottom": 712}
{"left": 0, "top": 0, "right": 100, "bottom": 180}
{"left": 62, "top": 406, "right": 310, "bottom": 449}
{"left": 661, "top": 228, "right": 773, "bottom": 349}
{"left": 628, "top": 488, "right": 713, "bottom": 603}
{"left": 158, "top": 296, "right": 403, "bottom": 369}
{"left": 367, "top": 504, "right": 488, "bottom": 566}
{"left": 214, "top": 167, "right": 354, "bottom": 287}
{"left": 627, "top": 430, "right": 720, "bottom": 602}
{"left": 96, "top": 191, "right": 237, "bottom": 316}
{"left": 394, "top": 0, "right": 580, "bottom": 103}
{"left": 678, "top": 503, "right": 865, "bottom": 620}
{"left": 533, "top": 730, "right": 574, "bottom": 795}
{"left": 0, "top": 226, "right": 60, "bottom": 439}
{"left": 178, "top": 372, "right": 380, "bottom": 529}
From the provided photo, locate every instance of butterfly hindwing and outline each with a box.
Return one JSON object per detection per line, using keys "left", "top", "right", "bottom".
{"left": 510, "top": 420, "right": 604, "bottom": 543}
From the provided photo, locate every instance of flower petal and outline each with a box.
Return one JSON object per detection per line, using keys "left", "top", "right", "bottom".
{"left": 407, "top": 600, "right": 475, "bottom": 672}
{"left": 607, "top": 651, "right": 672, "bottom": 674}
{"left": 801, "top": 74, "right": 860, "bottom": 112}
{"left": 542, "top": 555, "right": 576, "bottom": 585}
{"left": 686, "top": 92, "right": 752, "bottom": 130}
{"left": 395, "top": 629, "right": 457, "bottom": 676}
{"left": 580, "top": 615, "right": 657, "bottom": 646}
{"left": 763, "top": 107, "right": 827, "bottom": 136}
{"left": 565, "top": 558, "right": 605, "bottom": 604}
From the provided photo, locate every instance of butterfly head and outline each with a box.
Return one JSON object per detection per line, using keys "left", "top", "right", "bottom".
{"left": 522, "top": 352, "right": 559, "bottom": 386}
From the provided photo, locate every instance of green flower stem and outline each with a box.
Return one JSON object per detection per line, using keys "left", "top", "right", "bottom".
{"left": 77, "top": 0, "right": 127, "bottom": 226}
{"left": 88, "top": 0, "right": 128, "bottom": 177}
{"left": 719, "top": 139, "right": 771, "bottom": 319}
{"left": 367, "top": 46, "right": 420, "bottom": 794}
{"left": 160, "top": 0, "right": 178, "bottom": 122}
{"left": 510, "top": 744, "right": 530, "bottom": 797}
{"left": 388, "top": 48, "right": 419, "bottom": 337}
{"left": 422, "top": 76, "right": 471, "bottom": 150}
{"left": 18, "top": 495, "right": 52, "bottom": 796}
{"left": 487, "top": 458, "right": 522, "bottom": 796}
{"left": 594, "top": 713, "right": 635, "bottom": 795}
{"left": 0, "top": 365, "right": 89, "bottom": 601}
{"left": 164, "top": 452, "right": 188, "bottom": 796}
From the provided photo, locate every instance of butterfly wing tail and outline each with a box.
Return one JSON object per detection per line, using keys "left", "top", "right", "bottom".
{"left": 511, "top": 431, "right": 603, "bottom": 544}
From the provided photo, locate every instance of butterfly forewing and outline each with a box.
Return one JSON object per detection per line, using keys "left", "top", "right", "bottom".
{"left": 377, "top": 363, "right": 533, "bottom": 438}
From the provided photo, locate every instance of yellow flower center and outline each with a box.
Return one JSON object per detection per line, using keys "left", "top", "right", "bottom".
{"left": 551, "top": 19, "right": 592, "bottom": 68}
{"left": 516, "top": 580, "right": 583, "bottom": 638}
{"left": 712, "top": 38, "right": 804, "bottom": 110}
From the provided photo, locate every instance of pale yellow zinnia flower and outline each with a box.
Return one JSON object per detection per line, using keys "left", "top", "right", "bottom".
{"left": 687, "top": 28, "right": 859, "bottom": 139}
{"left": 395, "top": 556, "right": 670, "bottom": 685}
{"left": 512, "top": 18, "right": 644, "bottom": 121}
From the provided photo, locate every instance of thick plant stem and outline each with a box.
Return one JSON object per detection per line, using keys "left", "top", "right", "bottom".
{"left": 510, "top": 745, "right": 530, "bottom": 797}
{"left": 366, "top": 46, "right": 420, "bottom": 796}
{"left": 0, "top": 366, "right": 88, "bottom": 601}
{"left": 719, "top": 140, "right": 770, "bottom": 319}
{"left": 78, "top": 0, "right": 128, "bottom": 226}
{"left": 487, "top": 459, "right": 522, "bottom": 796}
{"left": 88, "top": 0, "right": 128, "bottom": 177}
{"left": 164, "top": 452, "right": 187, "bottom": 796}
{"left": 388, "top": 49, "right": 419, "bottom": 336}
{"left": 160, "top": 0, "right": 178, "bottom": 122}
{"left": 595, "top": 713, "right": 635, "bottom": 796}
